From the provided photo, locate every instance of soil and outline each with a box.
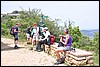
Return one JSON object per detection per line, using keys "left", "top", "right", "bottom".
{"left": 1, "top": 38, "right": 66, "bottom": 66}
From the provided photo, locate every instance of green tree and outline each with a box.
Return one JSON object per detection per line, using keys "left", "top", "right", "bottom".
{"left": 92, "top": 32, "right": 99, "bottom": 54}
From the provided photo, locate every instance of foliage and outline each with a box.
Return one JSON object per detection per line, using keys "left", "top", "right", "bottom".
{"left": 91, "top": 32, "right": 99, "bottom": 54}
{"left": 1, "top": 8, "right": 99, "bottom": 66}
{"left": 1, "top": 8, "right": 62, "bottom": 42}
{"left": 1, "top": 8, "right": 99, "bottom": 53}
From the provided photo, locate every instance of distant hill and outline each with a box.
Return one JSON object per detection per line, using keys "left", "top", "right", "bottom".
{"left": 80, "top": 29, "right": 99, "bottom": 39}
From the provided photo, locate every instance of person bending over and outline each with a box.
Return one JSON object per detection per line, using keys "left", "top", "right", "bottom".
{"left": 34, "top": 27, "right": 50, "bottom": 52}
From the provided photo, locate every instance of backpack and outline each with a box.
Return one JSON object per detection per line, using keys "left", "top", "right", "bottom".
{"left": 58, "top": 42, "right": 64, "bottom": 47}
{"left": 50, "top": 35, "right": 55, "bottom": 45}
{"left": 10, "top": 26, "right": 14, "bottom": 35}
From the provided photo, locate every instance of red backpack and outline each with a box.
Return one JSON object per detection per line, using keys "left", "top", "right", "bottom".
{"left": 50, "top": 35, "right": 55, "bottom": 45}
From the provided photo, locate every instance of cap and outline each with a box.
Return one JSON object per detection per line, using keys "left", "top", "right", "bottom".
{"left": 64, "top": 28, "right": 69, "bottom": 32}
{"left": 43, "top": 27, "right": 48, "bottom": 30}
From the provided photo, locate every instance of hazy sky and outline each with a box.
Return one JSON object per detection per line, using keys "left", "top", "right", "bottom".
{"left": 1, "top": 1, "right": 99, "bottom": 30}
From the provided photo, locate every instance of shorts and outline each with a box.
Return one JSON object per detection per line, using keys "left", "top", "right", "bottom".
{"left": 14, "top": 35, "right": 18, "bottom": 41}
{"left": 26, "top": 33, "right": 30, "bottom": 38}
{"left": 57, "top": 46, "right": 71, "bottom": 51}
{"left": 32, "top": 35, "right": 39, "bottom": 41}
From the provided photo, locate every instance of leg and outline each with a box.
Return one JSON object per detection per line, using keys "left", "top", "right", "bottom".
{"left": 42, "top": 44, "right": 45, "bottom": 51}
{"left": 55, "top": 50, "right": 64, "bottom": 61}
{"left": 42, "top": 39, "right": 47, "bottom": 52}
{"left": 26, "top": 33, "right": 30, "bottom": 43}
{"left": 62, "top": 46, "right": 71, "bottom": 58}
{"left": 15, "top": 40, "right": 18, "bottom": 45}
{"left": 32, "top": 40, "right": 35, "bottom": 46}
{"left": 36, "top": 41, "right": 38, "bottom": 45}
{"left": 27, "top": 34, "right": 30, "bottom": 42}
{"left": 35, "top": 35, "right": 39, "bottom": 45}
{"left": 13, "top": 35, "right": 16, "bottom": 45}
{"left": 54, "top": 47, "right": 66, "bottom": 65}
{"left": 63, "top": 50, "right": 66, "bottom": 58}
{"left": 14, "top": 35, "right": 18, "bottom": 45}
{"left": 14, "top": 36, "right": 19, "bottom": 49}
{"left": 32, "top": 35, "right": 36, "bottom": 46}
{"left": 30, "top": 37, "right": 32, "bottom": 44}
{"left": 54, "top": 49, "right": 64, "bottom": 65}
{"left": 35, "top": 40, "right": 43, "bottom": 50}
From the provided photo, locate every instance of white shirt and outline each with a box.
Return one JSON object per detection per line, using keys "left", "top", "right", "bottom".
{"left": 31, "top": 26, "right": 39, "bottom": 36}
{"left": 42, "top": 31, "right": 50, "bottom": 41}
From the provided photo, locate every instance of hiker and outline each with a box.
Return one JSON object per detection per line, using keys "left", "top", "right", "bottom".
{"left": 13, "top": 23, "right": 21, "bottom": 49}
{"left": 34, "top": 27, "right": 50, "bottom": 52}
{"left": 31, "top": 22, "right": 39, "bottom": 46}
{"left": 26, "top": 25, "right": 32, "bottom": 44}
{"left": 54, "top": 28, "right": 72, "bottom": 65}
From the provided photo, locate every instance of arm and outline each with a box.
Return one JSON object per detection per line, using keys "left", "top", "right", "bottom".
{"left": 61, "top": 34, "right": 69, "bottom": 46}
{"left": 14, "top": 29, "right": 20, "bottom": 33}
{"left": 29, "top": 27, "right": 32, "bottom": 32}
{"left": 42, "top": 31, "right": 50, "bottom": 41}
{"left": 31, "top": 29, "right": 34, "bottom": 36}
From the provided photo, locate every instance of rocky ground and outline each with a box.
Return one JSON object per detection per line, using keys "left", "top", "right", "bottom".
{"left": 1, "top": 38, "right": 66, "bottom": 66}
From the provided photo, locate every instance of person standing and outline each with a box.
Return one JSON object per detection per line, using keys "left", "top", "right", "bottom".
{"left": 26, "top": 25, "right": 32, "bottom": 44}
{"left": 13, "top": 23, "right": 21, "bottom": 49}
{"left": 31, "top": 22, "right": 39, "bottom": 46}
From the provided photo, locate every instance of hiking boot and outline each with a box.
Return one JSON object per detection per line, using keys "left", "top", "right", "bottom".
{"left": 37, "top": 49, "right": 42, "bottom": 52}
{"left": 14, "top": 45, "right": 19, "bottom": 49}
{"left": 54, "top": 60, "right": 61, "bottom": 65}
{"left": 54, "top": 57, "right": 65, "bottom": 65}
{"left": 60, "top": 57, "right": 65, "bottom": 63}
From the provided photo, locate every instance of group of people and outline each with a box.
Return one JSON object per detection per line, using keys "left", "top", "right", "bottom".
{"left": 26, "top": 22, "right": 51, "bottom": 52}
{"left": 12, "top": 22, "right": 72, "bottom": 65}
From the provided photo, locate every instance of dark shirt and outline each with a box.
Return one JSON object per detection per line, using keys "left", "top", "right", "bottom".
{"left": 26, "top": 27, "right": 31, "bottom": 34}
{"left": 14, "top": 26, "right": 18, "bottom": 35}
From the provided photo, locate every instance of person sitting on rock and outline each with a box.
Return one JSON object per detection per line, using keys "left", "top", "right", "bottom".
{"left": 34, "top": 27, "right": 50, "bottom": 52}
{"left": 54, "top": 28, "right": 72, "bottom": 65}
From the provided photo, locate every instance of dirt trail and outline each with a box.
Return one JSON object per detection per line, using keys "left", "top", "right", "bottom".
{"left": 1, "top": 38, "right": 66, "bottom": 66}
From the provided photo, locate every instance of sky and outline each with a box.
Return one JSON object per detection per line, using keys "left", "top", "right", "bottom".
{"left": 1, "top": 1, "right": 99, "bottom": 30}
